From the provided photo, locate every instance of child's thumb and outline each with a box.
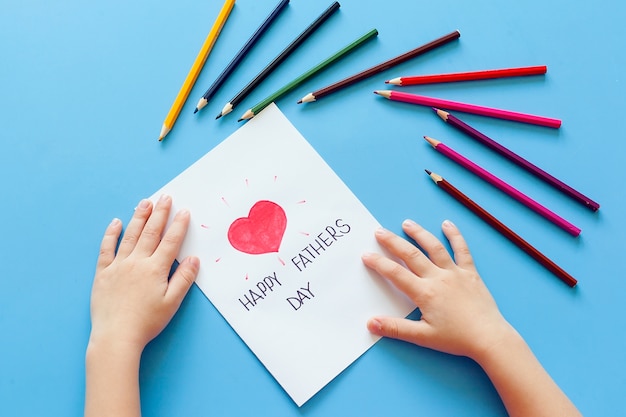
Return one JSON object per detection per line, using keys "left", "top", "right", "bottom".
{"left": 367, "top": 316, "right": 429, "bottom": 346}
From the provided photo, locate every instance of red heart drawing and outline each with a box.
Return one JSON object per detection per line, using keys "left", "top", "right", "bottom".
{"left": 227, "top": 200, "right": 287, "bottom": 255}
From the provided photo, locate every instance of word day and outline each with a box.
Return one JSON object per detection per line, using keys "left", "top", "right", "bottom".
{"left": 286, "top": 281, "right": 314, "bottom": 311}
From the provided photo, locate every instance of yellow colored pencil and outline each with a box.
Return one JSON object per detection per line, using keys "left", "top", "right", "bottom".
{"left": 159, "top": 0, "right": 235, "bottom": 141}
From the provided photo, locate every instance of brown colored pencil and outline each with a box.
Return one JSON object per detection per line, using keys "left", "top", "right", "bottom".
{"left": 425, "top": 169, "right": 577, "bottom": 287}
{"left": 297, "top": 30, "right": 460, "bottom": 103}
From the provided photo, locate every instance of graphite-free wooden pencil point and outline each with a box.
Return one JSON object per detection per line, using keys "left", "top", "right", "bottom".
{"left": 194, "top": 0, "right": 290, "bottom": 114}
{"left": 425, "top": 169, "right": 578, "bottom": 287}
{"left": 216, "top": 1, "right": 341, "bottom": 119}
{"left": 158, "top": 0, "right": 235, "bottom": 141}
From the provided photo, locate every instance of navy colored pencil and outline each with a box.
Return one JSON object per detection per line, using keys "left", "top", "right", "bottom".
{"left": 216, "top": 1, "right": 340, "bottom": 119}
{"left": 194, "top": 0, "right": 290, "bottom": 114}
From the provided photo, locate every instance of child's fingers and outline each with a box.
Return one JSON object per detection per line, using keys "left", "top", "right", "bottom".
{"left": 374, "top": 227, "right": 437, "bottom": 277}
{"left": 135, "top": 195, "right": 172, "bottom": 256}
{"left": 96, "top": 218, "right": 122, "bottom": 271}
{"left": 165, "top": 256, "right": 199, "bottom": 307}
{"left": 153, "top": 209, "right": 190, "bottom": 263}
{"left": 402, "top": 220, "right": 455, "bottom": 270}
{"left": 441, "top": 220, "right": 476, "bottom": 270}
{"left": 362, "top": 251, "right": 422, "bottom": 301}
{"left": 367, "top": 316, "right": 432, "bottom": 347}
{"left": 117, "top": 199, "right": 153, "bottom": 258}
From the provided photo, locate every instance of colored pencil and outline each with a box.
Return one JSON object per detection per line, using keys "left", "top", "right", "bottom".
{"left": 297, "top": 30, "right": 461, "bottom": 104}
{"left": 158, "top": 0, "right": 235, "bottom": 141}
{"left": 375, "top": 90, "right": 561, "bottom": 129}
{"left": 194, "top": 0, "right": 290, "bottom": 114}
{"left": 386, "top": 65, "right": 547, "bottom": 86}
{"left": 435, "top": 109, "right": 600, "bottom": 211}
{"left": 216, "top": 1, "right": 340, "bottom": 119}
{"left": 423, "top": 136, "right": 581, "bottom": 236}
{"left": 239, "top": 29, "right": 378, "bottom": 121}
{"left": 425, "top": 170, "right": 578, "bottom": 287}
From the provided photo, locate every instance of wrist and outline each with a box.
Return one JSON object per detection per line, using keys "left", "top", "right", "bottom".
{"left": 86, "top": 334, "right": 144, "bottom": 368}
{"left": 470, "top": 323, "right": 526, "bottom": 368}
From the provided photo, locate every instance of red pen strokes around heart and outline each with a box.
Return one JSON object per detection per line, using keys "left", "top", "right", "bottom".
{"left": 228, "top": 200, "right": 287, "bottom": 255}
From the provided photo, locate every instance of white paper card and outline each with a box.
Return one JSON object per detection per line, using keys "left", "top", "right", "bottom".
{"left": 150, "top": 104, "right": 415, "bottom": 406}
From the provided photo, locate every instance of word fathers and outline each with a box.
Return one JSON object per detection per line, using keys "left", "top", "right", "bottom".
{"left": 291, "top": 219, "right": 351, "bottom": 272}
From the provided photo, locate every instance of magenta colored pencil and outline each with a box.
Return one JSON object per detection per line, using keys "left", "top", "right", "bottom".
{"left": 375, "top": 90, "right": 561, "bottom": 129}
{"left": 435, "top": 109, "right": 600, "bottom": 211}
{"left": 424, "top": 136, "right": 581, "bottom": 236}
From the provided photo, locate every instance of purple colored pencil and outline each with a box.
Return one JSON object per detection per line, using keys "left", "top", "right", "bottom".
{"left": 434, "top": 109, "right": 600, "bottom": 211}
{"left": 424, "top": 136, "right": 581, "bottom": 237}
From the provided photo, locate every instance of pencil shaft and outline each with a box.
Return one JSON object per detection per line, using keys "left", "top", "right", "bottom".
{"left": 160, "top": 0, "right": 235, "bottom": 139}
{"left": 305, "top": 30, "right": 460, "bottom": 101}
{"left": 228, "top": 1, "right": 340, "bottom": 110}
{"left": 429, "top": 140, "right": 581, "bottom": 236}
{"left": 200, "top": 0, "right": 289, "bottom": 104}
{"left": 379, "top": 90, "right": 561, "bottom": 128}
{"left": 438, "top": 110, "right": 600, "bottom": 211}
{"left": 248, "top": 29, "right": 378, "bottom": 117}
{"left": 392, "top": 65, "right": 547, "bottom": 85}
{"left": 428, "top": 172, "right": 577, "bottom": 287}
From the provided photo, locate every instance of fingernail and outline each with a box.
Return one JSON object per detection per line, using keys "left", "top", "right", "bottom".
{"left": 109, "top": 218, "right": 121, "bottom": 227}
{"left": 442, "top": 219, "right": 455, "bottom": 229}
{"left": 137, "top": 199, "right": 150, "bottom": 210}
{"left": 361, "top": 252, "right": 374, "bottom": 260}
{"left": 186, "top": 256, "right": 200, "bottom": 269}
{"left": 403, "top": 219, "right": 417, "bottom": 227}
{"left": 375, "top": 227, "right": 387, "bottom": 236}
{"left": 368, "top": 318, "right": 383, "bottom": 334}
{"left": 177, "top": 208, "right": 190, "bottom": 217}
{"left": 159, "top": 194, "right": 171, "bottom": 203}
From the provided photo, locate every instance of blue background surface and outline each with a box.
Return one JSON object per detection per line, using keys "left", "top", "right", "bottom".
{"left": 1, "top": 0, "right": 625, "bottom": 415}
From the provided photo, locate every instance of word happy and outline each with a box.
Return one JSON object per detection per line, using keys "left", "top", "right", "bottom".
{"left": 238, "top": 272, "right": 282, "bottom": 311}
{"left": 237, "top": 272, "right": 315, "bottom": 312}
{"left": 290, "top": 219, "right": 351, "bottom": 272}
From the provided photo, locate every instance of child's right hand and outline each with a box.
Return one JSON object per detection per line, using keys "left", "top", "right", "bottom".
{"left": 362, "top": 219, "right": 518, "bottom": 363}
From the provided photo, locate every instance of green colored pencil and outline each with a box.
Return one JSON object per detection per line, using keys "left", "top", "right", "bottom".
{"left": 238, "top": 28, "right": 378, "bottom": 121}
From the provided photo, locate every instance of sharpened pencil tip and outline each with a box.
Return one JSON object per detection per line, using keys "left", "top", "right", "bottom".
{"left": 237, "top": 118, "right": 243, "bottom": 122}
{"left": 159, "top": 124, "right": 170, "bottom": 142}
{"left": 193, "top": 108, "right": 198, "bottom": 114}
{"left": 425, "top": 169, "right": 432, "bottom": 175}
{"left": 296, "top": 100, "right": 302, "bottom": 104}
{"left": 215, "top": 113, "right": 223, "bottom": 120}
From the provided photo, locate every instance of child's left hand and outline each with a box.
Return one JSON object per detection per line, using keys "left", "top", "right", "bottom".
{"left": 88, "top": 195, "right": 200, "bottom": 353}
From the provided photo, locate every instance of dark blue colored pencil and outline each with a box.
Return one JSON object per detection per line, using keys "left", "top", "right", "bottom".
{"left": 194, "top": 0, "right": 290, "bottom": 114}
{"left": 216, "top": 1, "right": 341, "bottom": 119}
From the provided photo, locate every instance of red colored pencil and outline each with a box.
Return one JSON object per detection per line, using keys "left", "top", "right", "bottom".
{"left": 375, "top": 90, "right": 561, "bottom": 129}
{"left": 386, "top": 65, "right": 547, "bottom": 86}
{"left": 297, "top": 30, "right": 460, "bottom": 103}
{"left": 434, "top": 109, "right": 600, "bottom": 211}
{"left": 424, "top": 136, "right": 581, "bottom": 237}
{"left": 425, "top": 170, "right": 577, "bottom": 287}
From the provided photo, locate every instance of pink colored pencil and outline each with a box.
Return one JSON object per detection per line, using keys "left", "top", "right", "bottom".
{"left": 386, "top": 65, "right": 547, "bottom": 86}
{"left": 423, "top": 136, "right": 581, "bottom": 237}
{"left": 375, "top": 90, "right": 561, "bottom": 128}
